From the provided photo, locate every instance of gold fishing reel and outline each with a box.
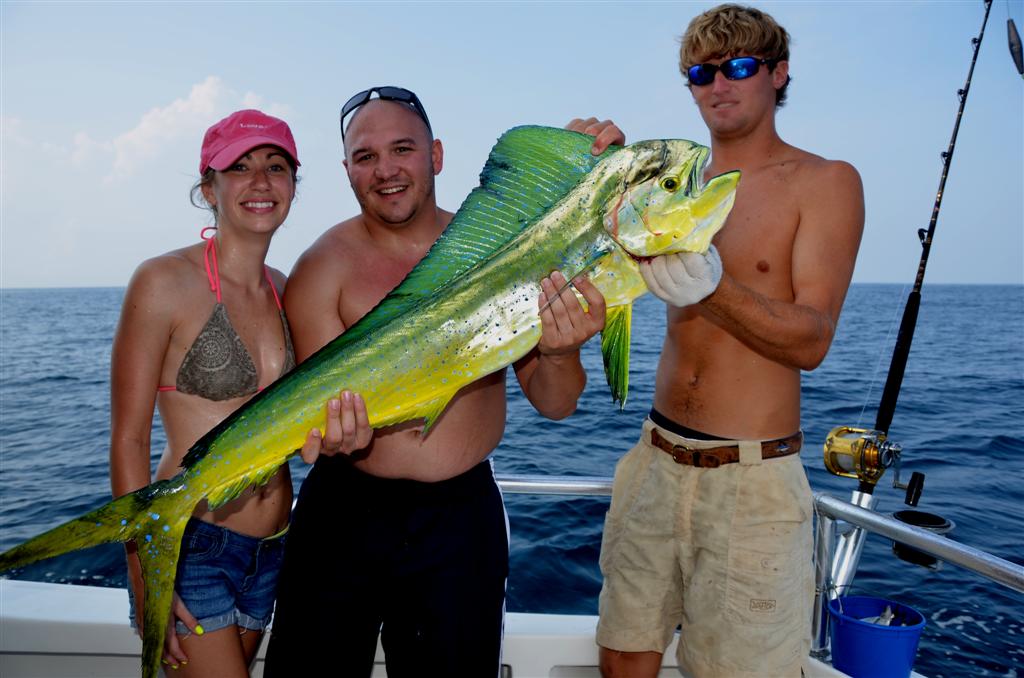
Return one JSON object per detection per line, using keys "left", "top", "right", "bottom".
{"left": 823, "top": 426, "right": 903, "bottom": 487}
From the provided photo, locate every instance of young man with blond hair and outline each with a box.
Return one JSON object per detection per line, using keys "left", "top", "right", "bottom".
{"left": 597, "top": 5, "right": 864, "bottom": 677}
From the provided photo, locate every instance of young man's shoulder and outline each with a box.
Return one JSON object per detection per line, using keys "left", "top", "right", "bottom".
{"left": 783, "top": 145, "right": 860, "bottom": 183}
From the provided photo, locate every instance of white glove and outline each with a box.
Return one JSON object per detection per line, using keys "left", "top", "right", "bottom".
{"left": 640, "top": 245, "right": 722, "bottom": 307}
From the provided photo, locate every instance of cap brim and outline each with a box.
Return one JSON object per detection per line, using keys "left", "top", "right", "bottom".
{"left": 206, "top": 136, "right": 300, "bottom": 172}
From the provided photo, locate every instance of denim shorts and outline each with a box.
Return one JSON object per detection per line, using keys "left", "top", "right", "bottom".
{"left": 128, "top": 518, "right": 287, "bottom": 635}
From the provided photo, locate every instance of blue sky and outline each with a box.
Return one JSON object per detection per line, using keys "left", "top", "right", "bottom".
{"left": 2, "top": 1, "right": 1022, "bottom": 288}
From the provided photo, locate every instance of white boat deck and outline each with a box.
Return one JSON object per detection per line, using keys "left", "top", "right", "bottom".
{"left": 0, "top": 579, "right": 859, "bottom": 678}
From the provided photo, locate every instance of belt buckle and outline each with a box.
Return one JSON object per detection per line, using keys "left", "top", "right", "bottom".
{"left": 670, "top": 446, "right": 722, "bottom": 468}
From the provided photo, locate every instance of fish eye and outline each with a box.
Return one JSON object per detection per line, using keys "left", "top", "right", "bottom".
{"left": 660, "top": 176, "right": 681, "bottom": 192}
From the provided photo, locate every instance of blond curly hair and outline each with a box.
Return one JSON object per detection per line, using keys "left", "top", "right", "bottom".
{"left": 679, "top": 4, "right": 792, "bottom": 106}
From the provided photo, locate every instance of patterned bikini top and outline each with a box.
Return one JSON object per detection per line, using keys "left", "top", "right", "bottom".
{"left": 158, "top": 229, "right": 296, "bottom": 402}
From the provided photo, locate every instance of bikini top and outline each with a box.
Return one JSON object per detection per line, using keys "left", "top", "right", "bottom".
{"left": 158, "top": 229, "right": 296, "bottom": 402}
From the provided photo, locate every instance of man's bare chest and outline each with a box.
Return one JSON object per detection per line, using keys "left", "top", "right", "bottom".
{"left": 713, "top": 177, "right": 800, "bottom": 291}
{"left": 339, "top": 251, "right": 424, "bottom": 328}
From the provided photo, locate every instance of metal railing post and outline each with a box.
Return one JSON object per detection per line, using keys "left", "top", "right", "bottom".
{"left": 811, "top": 509, "right": 837, "bottom": 658}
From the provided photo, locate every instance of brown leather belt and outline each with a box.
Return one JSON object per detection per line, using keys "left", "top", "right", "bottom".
{"left": 649, "top": 427, "right": 802, "bottom": 468}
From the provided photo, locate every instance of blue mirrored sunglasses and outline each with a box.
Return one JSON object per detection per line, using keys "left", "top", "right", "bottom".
{"left": 686, "top": 57, "right": 776, "bottom": 86}
{"left": 340, "top": 86, "right": 432, "bottom": 140}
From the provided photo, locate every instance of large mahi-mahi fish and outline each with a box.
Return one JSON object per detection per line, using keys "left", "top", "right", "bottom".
{"left": 0, "top": 126, "right": 738, "bottom": 677}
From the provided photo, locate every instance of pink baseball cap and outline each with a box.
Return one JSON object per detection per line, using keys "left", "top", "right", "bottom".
{"left": 199, "top": 109, "right": 300, "bottom": 175}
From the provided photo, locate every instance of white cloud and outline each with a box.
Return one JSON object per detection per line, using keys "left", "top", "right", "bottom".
{"left": 103, "top": 75, "right": 229, "bottom": 182}
{"left": 8, "top": 78, "right": 294, "bottom": 185}
{"left": 240, "top": 92, "right": 293, "bottom": 120}
{"left": 2, "top": 117, "right": 30, "bottom": 147}
{"left": 71, "top": 131, "right": 112, "bottom": 166}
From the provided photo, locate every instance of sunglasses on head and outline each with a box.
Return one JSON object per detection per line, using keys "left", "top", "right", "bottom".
{"left": 686, "top": 56, "right": 776, "bottom": 87}
{"left": 340, "top": 86, "right": 432, "bottom": 140}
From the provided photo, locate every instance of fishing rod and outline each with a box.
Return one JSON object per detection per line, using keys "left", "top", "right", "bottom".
{"left": 823, "top": 0, "right": 1000, "bottom": 496}
{"left": 812, "top": 1, "right": 1022, "bottom": 604}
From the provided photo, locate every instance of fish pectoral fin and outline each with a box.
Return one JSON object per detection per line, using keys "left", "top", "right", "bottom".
{"left": 417, "top": 390, "right": 460, "bottom": 436}
{"left": 601, "top": 303, "right": 633, "bottom": 408}
{"left": 203, "top": 458, "right": 291, "bottom": 511}
{"left": 136, "top": 520, "right": 190, "bottom": 678}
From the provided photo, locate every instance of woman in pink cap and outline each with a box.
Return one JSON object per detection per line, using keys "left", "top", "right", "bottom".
{"left": 109, "top": 109, "right": 302, "bottom": 675}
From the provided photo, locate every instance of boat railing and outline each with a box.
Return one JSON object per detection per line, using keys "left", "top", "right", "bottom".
{"left": 494, "top": 474, "right": 1024, "bottom": 659}
{"left": 496, "top": 474, "right": 613, "bottom": 496}
{"left": 810, "top": 491, "right": 1024, "bottom": 657}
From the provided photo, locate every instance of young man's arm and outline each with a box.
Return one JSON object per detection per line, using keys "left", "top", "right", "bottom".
{"left": 703, "top": 161, "right": 864, "bottom": 369}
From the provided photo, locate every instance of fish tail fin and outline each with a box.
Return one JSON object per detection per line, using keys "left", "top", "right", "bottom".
{"left": 0, "top": 478, "right": 173, "bottom": 569}
{"left": 134, "top": 493, "right": 192, "bottom": 678}
{"left": 601, "top": 303, "right": 633, "bottom": 408}
{"left": 0, "top": 479, "right": 196, "bottom": 678}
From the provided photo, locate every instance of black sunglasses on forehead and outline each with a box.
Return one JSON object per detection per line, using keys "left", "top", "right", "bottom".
{"left": 339, "top": 86, "right": 433, "bottom": 140}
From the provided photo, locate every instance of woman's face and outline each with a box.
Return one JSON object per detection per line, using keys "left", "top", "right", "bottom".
{"left": 201, "top": 145, "right": 296, "bottom": 234}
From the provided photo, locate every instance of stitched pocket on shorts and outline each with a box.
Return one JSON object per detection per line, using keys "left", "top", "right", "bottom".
{"left": 600, "top": 445, "right": 657, "bottom": 575}
{"left": 183, "top": 525, "right": 225, "bottom": 563}
{"left": 724, "top": 460, "right": 811, "bottom": 627}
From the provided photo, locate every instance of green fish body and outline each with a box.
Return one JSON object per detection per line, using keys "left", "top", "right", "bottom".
{"left": 0, "top": 126, "right": 738, "bottom": 677}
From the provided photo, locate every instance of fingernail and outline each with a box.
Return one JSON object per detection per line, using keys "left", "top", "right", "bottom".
{"left": 342, "top": 391, "right": 352, "bottom": 403}
{"left": 181, "top": 660, "right": 189, "bottom": 665}
{"left": 171, "top": 665, "right": 179, "bottom": 670}
{"left": 329, "top": 399, "right": 340, "bottom": 411}
{"left": 195, "top": 624, "right": 205, "bottom": 635}
{"left": 162, "top": 660, "right": 169, "bottom": 665}
{"left": 309, "top": 428, "right": 321, "bottom": 439}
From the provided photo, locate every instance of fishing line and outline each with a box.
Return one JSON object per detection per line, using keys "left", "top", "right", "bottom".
{"left": 854, "top": 282, "right": 911, "bottom": 430}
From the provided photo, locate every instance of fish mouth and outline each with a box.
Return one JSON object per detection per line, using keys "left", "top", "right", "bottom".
{"left": 625, "top": 251, "right": 654, "bottom": 264}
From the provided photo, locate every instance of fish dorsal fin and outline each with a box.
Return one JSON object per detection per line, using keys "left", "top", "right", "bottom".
{"left": 338, "top": 126, "right": 612, "bottom": 347}
{"left": 601, "top": 303, "right": 633, "bottom": 408}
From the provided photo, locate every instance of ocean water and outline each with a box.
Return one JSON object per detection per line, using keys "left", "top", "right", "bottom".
{"left": 1, "top": 284, "right": 1021, "bottom": 677}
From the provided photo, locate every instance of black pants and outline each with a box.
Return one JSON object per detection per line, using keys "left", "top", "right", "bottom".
{"left": 265, "top": 457, "right": 509, "bottom": 678}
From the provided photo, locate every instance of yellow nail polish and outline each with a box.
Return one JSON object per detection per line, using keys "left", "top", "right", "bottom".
{"left": 171, "top": 665, "right": 179, "bottom": 670}
{"left": 194, "top": 624, "right": 205, "bottom": 635}
{"left": 162, "top": 659, "right": 169, "bottom": 665}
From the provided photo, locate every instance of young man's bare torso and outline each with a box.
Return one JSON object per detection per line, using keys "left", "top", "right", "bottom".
{"left": 657, "top": 144, "right": 862, "bottom": 440}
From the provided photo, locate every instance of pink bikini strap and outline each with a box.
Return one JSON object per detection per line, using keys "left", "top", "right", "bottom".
{"left": 263, "top": 266, "right": 284, "bottom": 311}
{"left": 202, "top": 226, "right": 282, "bottom": 310}
{"left": 201, "top": 227, "right": 222, "bottom": 303}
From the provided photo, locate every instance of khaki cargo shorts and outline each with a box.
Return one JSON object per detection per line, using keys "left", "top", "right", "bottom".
{"left": 596, "top": 419, "right": 813, "bottom": 678}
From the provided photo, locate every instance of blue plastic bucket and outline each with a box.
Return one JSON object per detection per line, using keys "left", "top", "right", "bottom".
{"left": 828, "top": 595, "right": 925, "bottom": 678}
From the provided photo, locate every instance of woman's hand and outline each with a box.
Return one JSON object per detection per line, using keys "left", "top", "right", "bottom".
{"left": 161, "top": 592, "right": 202, "bottom": 669}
